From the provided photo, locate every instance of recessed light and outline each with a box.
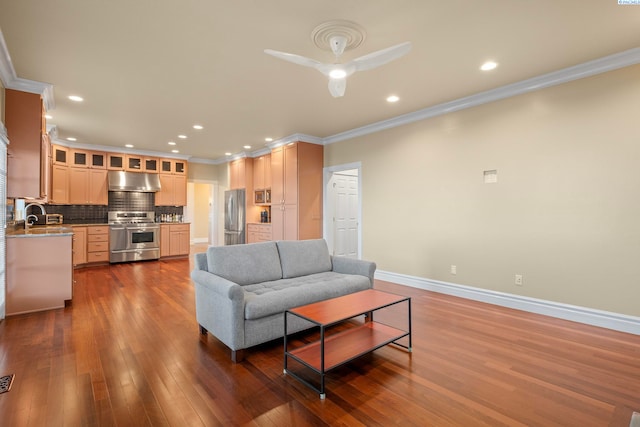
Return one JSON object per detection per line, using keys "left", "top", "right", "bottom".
{"left": 68, "top": 95, "right": 84, "bottom": 102}
{"left": 225, "top": 152, "right": 232, "bottom": 156}
{"left": 243, "top": 145, "right": 251, "bottom": 150}
{"left": 193, "top": 125, "right": 203, "bottom": 130}
{"left": 45, "top": 114, "right": 53, "bottom": 120}
{"left": 171, "top": 149, "right": 179, "bottom": 153}
{"left": 386, "top": 95, "right": 400, "bottom": 103}
{"left": 178, "top": 134, "right": 187, "bottom": 139}
{"left": 66, "top": 137, "right": 77, "bottom": 141}
{"left": 265, "top": 137, "right": 273, "bottom": 142}
{"left": 168, "top": 141, "right": 176, "bottom": 146}
{"left": 125, "top": 144, "right": 134, "bottom": 148}
{"left": 480, "top": 61, "right": 498, "bottom": 71}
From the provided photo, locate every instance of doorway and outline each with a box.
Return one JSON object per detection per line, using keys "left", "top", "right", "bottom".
{"left": 186, "top": 181, "right": 220, "bottom": 246}
{"left": 324, "top": 163, "right": 361, "bottom": 259}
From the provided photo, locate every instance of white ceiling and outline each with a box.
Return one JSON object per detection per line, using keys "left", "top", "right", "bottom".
{"left": 1, "top": 1, "right": 639, "bottom": 163}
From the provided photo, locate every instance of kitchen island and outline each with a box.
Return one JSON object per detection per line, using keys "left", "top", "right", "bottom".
{"left": 6, "top": 225, "right": 74, "bottom": 315}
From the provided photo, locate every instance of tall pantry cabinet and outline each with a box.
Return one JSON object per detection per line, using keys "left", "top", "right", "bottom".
{"left": 270, "top": 142, "right": 323, "bottom": 241}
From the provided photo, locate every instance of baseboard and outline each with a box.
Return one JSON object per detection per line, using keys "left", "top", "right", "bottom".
{"left": 192, "top": 237, "right": 208, "bottom": 244}
{"left": 375, "top": 270, "right": 640, "bottom": 336}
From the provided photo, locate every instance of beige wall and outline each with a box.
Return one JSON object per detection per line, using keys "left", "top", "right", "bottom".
{"left": 325, "top": 64, "right": 640, "bottom": 317}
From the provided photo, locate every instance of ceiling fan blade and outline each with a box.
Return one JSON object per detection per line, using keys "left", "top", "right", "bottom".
{"left": 264, "top": 49, "right": 324, "bottom": 70}
{"left": 328, "top": 78, "right": 346, "bottom": 98}
{"left": 349, "top": 41, "right": 412, "bottom": 72}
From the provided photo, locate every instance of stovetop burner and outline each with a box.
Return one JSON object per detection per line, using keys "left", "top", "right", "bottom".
{"left": 108, "top": 211, "right": 155, "bottom": 225}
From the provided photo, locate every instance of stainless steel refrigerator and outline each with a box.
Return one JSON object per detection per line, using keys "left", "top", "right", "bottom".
{"left": 224, "top": 189, "right": 245, "bottom": 245}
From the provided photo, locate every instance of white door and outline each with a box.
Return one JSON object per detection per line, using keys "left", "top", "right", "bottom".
{"left": 333, "top": 172, "right": 359, "bottom": 258}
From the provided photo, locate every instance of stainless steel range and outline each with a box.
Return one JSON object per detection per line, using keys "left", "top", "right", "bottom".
{"left": 108, "top": 211, "right": 160, "bottom": 263}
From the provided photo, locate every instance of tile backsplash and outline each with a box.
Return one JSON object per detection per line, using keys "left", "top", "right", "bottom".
{"left": 44, "top": 192, "right": 183, "bottom": 224}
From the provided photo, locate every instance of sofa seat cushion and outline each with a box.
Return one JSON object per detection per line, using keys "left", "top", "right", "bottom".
{"left": 276, "top": 239, "right": 332, "bottom": 279}
{"left": 243, "top": 272, "right": 371, "bottom": 320}
{"left": 206, "top": 242, "right": 282, "bottom": 286}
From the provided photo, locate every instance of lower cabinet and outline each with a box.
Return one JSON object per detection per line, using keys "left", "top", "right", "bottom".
{"left": 247, "top": 223, "right": 272, "bottom": 243}
{"left": 87, "top": 226, "right": 109, "bottom": 263}
{"left": 160, "top": 223, "right": 190, "bottom": 257}
{"left": 73, "top": 225, "right": 110, "bottom": 267}
{"left": 72, "top": 226, "right": 87, "bottom": 266}
{"left": 6, "top": 235, "right": 73, "bottom": 315}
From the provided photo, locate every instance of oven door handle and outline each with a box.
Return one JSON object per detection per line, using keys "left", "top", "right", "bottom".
{"left": 110, "top": 227, "right": 126, "bottom": 231}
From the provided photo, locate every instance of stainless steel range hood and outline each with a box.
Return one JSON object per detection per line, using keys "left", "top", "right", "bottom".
{"left": 108, "top": 171, "right": 161, "bottom": 192}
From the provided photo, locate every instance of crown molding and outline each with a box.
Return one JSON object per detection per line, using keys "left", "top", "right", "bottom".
{"left": 0, "top": 28, "right": 55, "bottom": 110}
{"left": 50, "top": 136, "right": 191, "bottom": 161}
{"left": 323, "top": 47, "right": 640, "bottom": 145}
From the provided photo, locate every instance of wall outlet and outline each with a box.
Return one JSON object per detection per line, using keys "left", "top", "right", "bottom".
{"left": 450, "top": 265, "right": 457, "bottom": 275}
{"left": 515, "top": 274, "right": 523, "bottom": 286}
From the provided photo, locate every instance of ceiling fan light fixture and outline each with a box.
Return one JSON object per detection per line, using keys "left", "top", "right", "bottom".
{"left": 329, "top": 68, "right": 347, "bottom": 79}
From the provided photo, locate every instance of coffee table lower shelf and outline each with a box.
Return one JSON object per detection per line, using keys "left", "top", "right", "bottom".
{"left": 287, "top": 322, "right": 408, "bottom": 372}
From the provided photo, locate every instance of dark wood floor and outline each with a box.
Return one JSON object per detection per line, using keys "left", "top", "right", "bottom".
{"left": 1, "top": 249, "right": 640, "bottom": 426}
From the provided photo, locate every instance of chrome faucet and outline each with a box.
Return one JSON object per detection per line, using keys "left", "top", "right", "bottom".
{"left": 24, "top": 203, "right": 47, "bottom": 228}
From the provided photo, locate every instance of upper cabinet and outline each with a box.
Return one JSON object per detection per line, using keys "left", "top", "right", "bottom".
{"left": 107, "top": 153, "right": 125, "bottom": 170}
{"left": 229, "top": 157, "right": 253, "bottom": 190}
{"left": 156, "top": 158, "right": 188, "bottom": 206}
{"left": 160, "top": 158, "right": 187, "bottom": 175}
{"left": 253, "top": 154, "right": 271, "bottom": 190}
{"left": 70, "top": 149, "right": 106, "bottom": 169}
{"left": 5, "top": 89, "right": 49, "bottom": 199}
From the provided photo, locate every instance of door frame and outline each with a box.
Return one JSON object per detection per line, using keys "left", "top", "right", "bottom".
{"left": 323, "top": 162, "right": 362, "bottom": 259}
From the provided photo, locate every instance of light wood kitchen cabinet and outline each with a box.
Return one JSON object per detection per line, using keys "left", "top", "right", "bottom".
{"left": 90, "top": 151, "right": 107, "bottom": 169}
{"left": 247, "top": 223, "right": 272, "bottom": 243}
{"left": 6, "top": 235, "right": 73, "bottom": 315}
{"left": 52, "top": 144, "right": 69, "bottom": 165}
{"left": 156, "top": 158, "right": 188, "bottom": 206}
{"left": 160, "top": 158, "right": 187, "bottom": 175}
{"left": 156, "top": 174, "right": 186, "bottom": 206}
{"left": 51, "top": 163, "right": 70, "bottom": 204}
{"left": 143, "top": 157, "right": 159, "bottom": 173}
{"left": 71, "top": 149, "right": 107, "bottom": 169}
{"left": 72, "top": 226, "right": 87, "bottom": 266}
{"left": 125, "top": 154, "right": 143, "bottom": 171}
{"left": 271, "top": 142, "right": 323, "bottom": 241}
{"left": 107, "top": 153, "right": 125, "bottom": 170}
{"left": 230, "top": 157, "right": 253, "bottom": 190}
{"left": 69, "top": 168, "right": 108, "bottom": 205}
{"left": 253, "top": 154, "right": 271, "bottom": 191}
{"left": 160, "top": 223, "right": 190, "bottom": 257}
{"left": 71, "top": 149, "right": 90, "bottom": 167}
{"left": 86, "top": 226, "right": 109, "bottom": 263}
{"left": 5, "top": 89, "right": 49, "bottom": 199}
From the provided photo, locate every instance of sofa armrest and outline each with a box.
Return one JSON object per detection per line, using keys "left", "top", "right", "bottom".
{"left": 331, "top": 256, "right": 377, "bottom": 287}
{"left": 190, "top": 269, "right": 246, "bottom": 351}
{"left": 190, "top": 269, "right": 244, "bottom": 301}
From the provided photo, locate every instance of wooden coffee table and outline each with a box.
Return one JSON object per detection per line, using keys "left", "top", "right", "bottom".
{"left": 284, "top": 289, "right": 412, "bottom": 399}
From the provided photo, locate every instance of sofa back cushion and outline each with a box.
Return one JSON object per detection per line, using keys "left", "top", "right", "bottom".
{"left": 276, "top": 239, "right": 332, "bottom": 279}
{"left": 206, "top": 242, "right": 282, "bottom": 285}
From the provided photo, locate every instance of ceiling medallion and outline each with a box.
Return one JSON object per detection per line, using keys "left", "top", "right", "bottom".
{"left": 311, "top": 20, "right": 366, "bottom": 53}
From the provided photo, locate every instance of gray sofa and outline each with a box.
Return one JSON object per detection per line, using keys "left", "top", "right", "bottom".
{"left": 191, "top": 239, "right": 376, "bottom": 362}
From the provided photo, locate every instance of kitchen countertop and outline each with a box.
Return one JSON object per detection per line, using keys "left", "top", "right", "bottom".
{"left": 7, "top": 225, "right": 75, "bottom": 238}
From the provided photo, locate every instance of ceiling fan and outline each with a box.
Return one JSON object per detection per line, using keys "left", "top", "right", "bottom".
{"left": 264, "top": 21, "right": 411, "bottom": 97}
